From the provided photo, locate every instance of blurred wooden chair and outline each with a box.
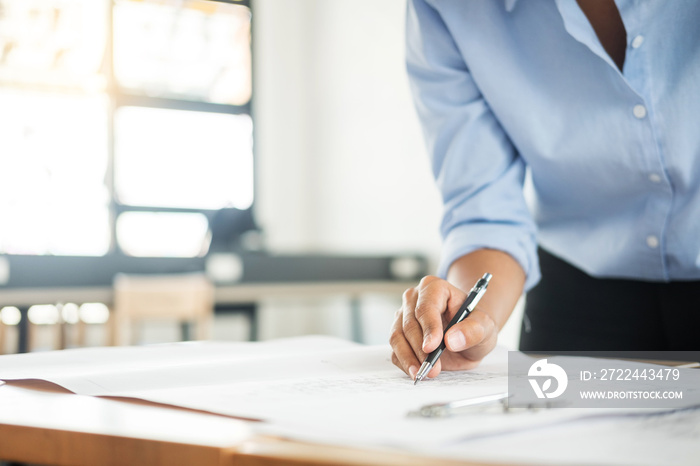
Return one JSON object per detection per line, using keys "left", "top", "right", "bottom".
{"left": 26, "top": 304, "right": 64, "bottom": 352}
{"left": 0, "top": 316, "right": 5, "bottom": 354}
{"left": 111, "top": 273, "right": 215, "bottom": 346}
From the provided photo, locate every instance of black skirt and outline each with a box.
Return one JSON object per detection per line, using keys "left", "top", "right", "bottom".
{"left": 519, "top": 248, "right": 700, "bottom": 352}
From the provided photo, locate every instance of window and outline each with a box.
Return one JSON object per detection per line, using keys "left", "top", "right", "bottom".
{"left": 0, "top": 90, "right": 110, "bottom": 256}
{"left": 113, "top": 0, "right": 251, "bottom": 105}
{"left": 0, "top": 0, "right": 253, "bottom": 259}
{"left": 114, "top": 107, "right": 253, "bottom": 211}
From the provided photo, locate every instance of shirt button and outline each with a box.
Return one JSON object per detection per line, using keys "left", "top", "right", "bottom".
{"left": 649, "top": 173, "right": 662, "bottom": 183}
{"left": 633, "top": 105, "right": 647, "bottom": 119}
{"left": 631, "top": 35, "right": 644, "bottom": 49}
{"left": 646, "top": 235, "right": 659, "bottom": 249}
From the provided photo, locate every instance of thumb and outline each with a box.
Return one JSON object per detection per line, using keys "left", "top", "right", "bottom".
{"left": 444, "top": 310, "right": 488, "bottom": 352}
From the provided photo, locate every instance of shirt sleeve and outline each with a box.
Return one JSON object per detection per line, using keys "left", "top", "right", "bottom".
{"left": 406, "top": 0, "right": 540, "bottom": 291}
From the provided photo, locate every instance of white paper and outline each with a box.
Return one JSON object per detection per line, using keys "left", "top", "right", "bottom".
{"left": 0, "top": 336, "right": 531, "bottom": 445}
{"left": 0, "top": 335, "right": 357, "bottom": 394}
{"left": 2, "top": 335, "right": 699, "bottom": 462}
{"left": 439, "top": 407, "right": 700, "bottom": 466}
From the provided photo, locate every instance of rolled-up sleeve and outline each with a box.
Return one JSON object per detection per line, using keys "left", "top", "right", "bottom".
{"left": 406, "top": 0, "right": 540, "bottom": 291}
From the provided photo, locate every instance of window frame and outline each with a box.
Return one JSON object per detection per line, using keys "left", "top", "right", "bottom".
{"left": 106, "top": 0, "right": 255, "bottom": 257}
{"left": 0, "top": 0, "right": 255, "bottom": 268}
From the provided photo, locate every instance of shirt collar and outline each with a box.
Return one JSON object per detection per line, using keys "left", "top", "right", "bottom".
{"left": 505, "top": 0, "right": 519, "bottom": 13}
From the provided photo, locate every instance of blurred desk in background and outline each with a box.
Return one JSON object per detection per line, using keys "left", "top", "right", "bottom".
{"left": 0, "top": 253, "right": 427, "bottom": 352}
{"left": 0, "top": 280, "right": 416, "bottom": 351}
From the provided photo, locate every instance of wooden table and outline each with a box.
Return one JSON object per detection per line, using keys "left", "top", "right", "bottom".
{"left": 0, "top": 380, "right": 493, "bottom": 466}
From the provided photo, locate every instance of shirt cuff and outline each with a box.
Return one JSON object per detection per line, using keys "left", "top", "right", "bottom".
{"left": 437, "top": 222, "right": 541, "bottom": 292}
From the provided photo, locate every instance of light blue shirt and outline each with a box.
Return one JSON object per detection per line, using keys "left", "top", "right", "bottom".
{"left": 406, "top": 0, "right": 700, "bottom": 291}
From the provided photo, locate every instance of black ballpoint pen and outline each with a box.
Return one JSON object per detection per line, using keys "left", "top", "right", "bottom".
{"left": 414, "top": 272, "right": 492, "bottom": 385}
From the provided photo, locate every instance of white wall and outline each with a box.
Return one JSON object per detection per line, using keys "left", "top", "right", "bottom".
{"left": 254, "top": 0, "right": 442, "bottom": 260}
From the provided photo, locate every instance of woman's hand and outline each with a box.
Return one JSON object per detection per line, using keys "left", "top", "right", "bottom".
{"left": 390, "top": 275, "right": 498, "bottom": 379}
{"left": 389, "top": 249, "right": 526, "bottom": 380}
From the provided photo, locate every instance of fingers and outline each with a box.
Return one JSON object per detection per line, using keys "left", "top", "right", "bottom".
{"left": 390, "top": 276, "right": 455, "bottom": 379}
{"left": 390, "top": 315, "right": 443, "bottom": 379}
{"left": 414, "top": 276, "right": 458, "bottom": 353}
{"left": 401, "top": 287, "right": 426, "bottom": 365}
{"left": 389, "top": 310, "right": 421, "bottom": 378}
